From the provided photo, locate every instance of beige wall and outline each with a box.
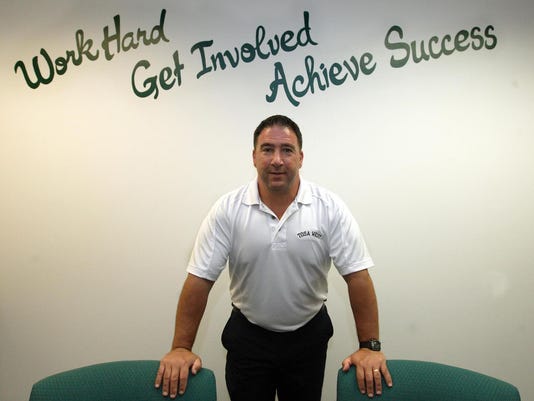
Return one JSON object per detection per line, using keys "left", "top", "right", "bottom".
{"left": 1, "top": 1, "right": 533, "bottom": 400}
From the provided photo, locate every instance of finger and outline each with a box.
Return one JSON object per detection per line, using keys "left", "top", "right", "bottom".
{"left": 177, "top": 365, "right": 189, "bottom": 396}
{"left": 162, "top": 365, "right": 171, "bottom": 397}
{"left": 381, "top": 363, "right": 393, "bottom": 387}
{"left": 169, "top": 368, "right": 180, "bottom": 398}
{"left": 365, "top": 369, "right": 375, "bottom": 397}
{"left": 191, "top": 357, "right": 202, "bottom": 375}
{"left": 374, "top": 368, "right": 383, "bottom": 395}
{"left": 356, "top": 364, "right": 366, "bottom": 395}
{"left": 155, "top": 363, "right": 165, "bottom": 388}
{"left": 341, "top": 357, "right": 352, "bottom": 372}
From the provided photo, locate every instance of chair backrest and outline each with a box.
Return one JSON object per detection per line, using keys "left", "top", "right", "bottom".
{"left": 29, "top": 360, "right": 216, "bottom": 401}
{"left": 337, "top": 359, "right": 520, "bottom": 401}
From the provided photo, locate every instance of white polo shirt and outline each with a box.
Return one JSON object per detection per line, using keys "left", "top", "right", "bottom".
{"left": 187, "top": 179, "right": 374, "bottom": 332}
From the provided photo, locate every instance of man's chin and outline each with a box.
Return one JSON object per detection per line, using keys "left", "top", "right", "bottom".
{"left": 267, "top": 181, "right": 289, "bottom": 192}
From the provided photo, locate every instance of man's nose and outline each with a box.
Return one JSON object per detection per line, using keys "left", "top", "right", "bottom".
{"left": 271, "top": 149, "right": 283, "bottom": 166}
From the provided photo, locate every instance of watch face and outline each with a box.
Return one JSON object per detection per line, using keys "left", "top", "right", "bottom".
{"left": 360, "top": 339, "right": 381, "bottom": 351}
{"left": 369, "top": 340, "right": 381, "bottom": 351}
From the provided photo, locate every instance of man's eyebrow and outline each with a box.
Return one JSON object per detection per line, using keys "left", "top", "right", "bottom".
{"left": 260, "top": 142, "right": 296, "bottom": 149}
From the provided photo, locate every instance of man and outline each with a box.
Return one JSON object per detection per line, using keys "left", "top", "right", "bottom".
{"left": 155, "top": 115, "right": 392, "bottom": 400}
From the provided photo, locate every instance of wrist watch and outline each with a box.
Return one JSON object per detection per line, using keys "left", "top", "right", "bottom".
{"left": 359, "top": 339, "right": 381, "bottom": 351}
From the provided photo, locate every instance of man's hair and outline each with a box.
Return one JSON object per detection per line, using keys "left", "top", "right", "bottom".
{"left": 253, "top": 115, "right": 303, "bottom": 150}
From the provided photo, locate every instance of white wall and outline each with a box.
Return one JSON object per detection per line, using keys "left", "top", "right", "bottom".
{"left": 1, "top": 1, "right": 533, "bottom": 400}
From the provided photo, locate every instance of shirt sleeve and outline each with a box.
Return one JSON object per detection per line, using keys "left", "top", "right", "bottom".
{"left": 327, "top": 194, "right": 374, "bottom": 276}
{"left": 186, "top": 196, "right": 232, "bottom": 281}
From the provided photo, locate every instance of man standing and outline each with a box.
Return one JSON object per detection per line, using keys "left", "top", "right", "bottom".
{"left": 155, "top": 115, "right": 392, "bottom": 400}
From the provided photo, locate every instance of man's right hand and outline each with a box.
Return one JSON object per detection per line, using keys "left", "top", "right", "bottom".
{"left": 154, "top": 348, "right": 202, "bottom": 398}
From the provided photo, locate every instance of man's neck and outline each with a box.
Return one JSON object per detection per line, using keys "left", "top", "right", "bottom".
{"left": 258, "top": 179, "right": 300, "bottom": 219}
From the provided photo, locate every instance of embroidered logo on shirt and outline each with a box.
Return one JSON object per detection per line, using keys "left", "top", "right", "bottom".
{"left": 296, "top": 230, "right": 323, "bottom": 240}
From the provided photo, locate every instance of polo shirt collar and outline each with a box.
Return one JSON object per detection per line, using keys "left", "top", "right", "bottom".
{"left": 243, "top": 178, "right": 313, "bottom": 206}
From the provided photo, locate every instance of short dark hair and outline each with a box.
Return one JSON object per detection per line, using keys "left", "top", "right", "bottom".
{"left": 253, "top": 115, "right": 303, "bottom": 150}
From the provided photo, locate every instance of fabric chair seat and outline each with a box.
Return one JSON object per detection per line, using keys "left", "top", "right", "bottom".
{"left": 337, "top": 359, "right": 520, "bottom": 401}
{"left": 29, "top": 360, "right": 216, "bottom": 401}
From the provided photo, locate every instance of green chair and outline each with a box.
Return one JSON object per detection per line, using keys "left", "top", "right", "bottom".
{"left": 29, "top": 360, "right": 216, "bottom": 401}
{"left": 337, "top": 359, "right": 520, "bottom": 401}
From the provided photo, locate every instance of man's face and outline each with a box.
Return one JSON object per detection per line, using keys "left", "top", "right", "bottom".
{"left": 253, "top": 124, "right": 303, "bottom": 195}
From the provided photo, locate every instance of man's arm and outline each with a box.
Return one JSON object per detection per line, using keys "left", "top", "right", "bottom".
{"left": 155, "top": 273, "right": 214, "bottom": 398}
{"left": 341, "top": 269, "right": 393, "bottom": 398}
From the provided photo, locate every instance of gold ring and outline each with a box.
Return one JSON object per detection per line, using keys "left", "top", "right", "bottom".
{"left": 373, "top": 369, "right": 379, "bottom": 373}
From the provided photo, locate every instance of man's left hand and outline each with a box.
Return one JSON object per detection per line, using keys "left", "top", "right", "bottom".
{"left": 341, "top": 349, "right": 393, "bottom": 398}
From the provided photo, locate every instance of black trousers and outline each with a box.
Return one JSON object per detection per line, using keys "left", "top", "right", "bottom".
{"left": 221, "top": 305, "right": 334, "bottom": 401}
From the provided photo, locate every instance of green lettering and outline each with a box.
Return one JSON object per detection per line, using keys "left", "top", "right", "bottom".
{"left": 385, "top": 25, "right": 410, "bottom": 68}
{"left": 484, "top": 25, "right": 497, "bottom": 50}
{"left": 266, "top": 62, "right": 300, "bottom": 107}
{"left": 454, "top": 30, "right": 470, "bottom": 52}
